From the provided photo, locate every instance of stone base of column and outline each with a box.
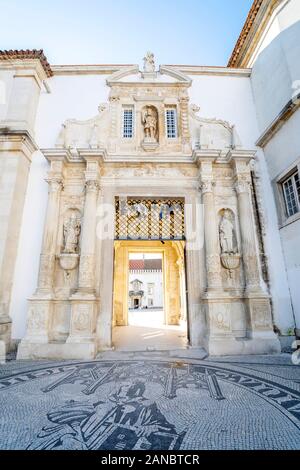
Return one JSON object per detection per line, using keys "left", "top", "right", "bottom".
{"left": 202, "top": 294, "right": 247, "bottom": 339}
{"left": 17, "top": 294, "right": 100, "bottom": 360}
{"left": 205, "top": 336, "right": 281, "bottom": 356}
{"left": 17, "top": 299, "right": 53, "bottom": 359}
{"left": 17, "top": 342, "right": 97, "bottom": 360}
{"left": 202, "top": 293, "right": 281, "bottom": 356}
{"left": 66, "top": 293, "right": 99, "bottom": 346}
{"left": 0, "top": 316, "right": 12, "bottom": 356}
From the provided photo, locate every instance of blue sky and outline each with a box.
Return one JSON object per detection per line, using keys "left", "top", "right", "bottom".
{"left": 0, "top": 0, "right": 253, "bottom": 66}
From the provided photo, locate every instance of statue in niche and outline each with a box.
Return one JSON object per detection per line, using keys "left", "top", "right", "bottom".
{"left": 143, "top": 51, "right": 155, "bottom": 73}
{"left": 63, "top": 212, "right": 81, "bottom": 254}
{"left": 219, "top": 210, "right": 237, "bottom": 255}
{"left": 142, "top": 106, "right": 157, "bottom": 141}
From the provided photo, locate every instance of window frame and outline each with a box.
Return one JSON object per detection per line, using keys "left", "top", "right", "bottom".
{"left": 275, "top": 158, "right": 300, "bottom": 227}
{"left": 165, "top": 107, "right": 178, "bottom": 139}
{"left": 122, "top": 105, "right": 134, "bottom": 139}
{"left": 282, "top": 171, "right": 300, "bottom": 217}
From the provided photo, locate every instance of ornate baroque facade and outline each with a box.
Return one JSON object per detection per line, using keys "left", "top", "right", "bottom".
{"left": 1, "top": 0, "right": 299, "bottom": 360}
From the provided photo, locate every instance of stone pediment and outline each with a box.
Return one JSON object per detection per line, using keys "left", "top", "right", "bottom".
{"left": 107, "top": 65, "right": 191, "bottom": 87}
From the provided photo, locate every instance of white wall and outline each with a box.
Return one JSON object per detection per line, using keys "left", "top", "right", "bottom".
{"left": 35, "top": 75, "right": 109, "bottom": 147}
{"left": 0, "top": 71, "right": 14, "bottom": 120}
{"left": 9, "top": 151, "right": 48, "bottom": 338}
{"left": 263, "top": 109, "right": 300, "bottom": 330}
{"left": 250, "top": 0, "right": 300, "bottom": 133}
{"left": 248, "top": 0, "right": 300, "bottom": 334}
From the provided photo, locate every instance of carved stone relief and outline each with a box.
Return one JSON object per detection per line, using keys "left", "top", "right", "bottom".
{"left": 218, "top": 209, "right": 241, "bottom": 280}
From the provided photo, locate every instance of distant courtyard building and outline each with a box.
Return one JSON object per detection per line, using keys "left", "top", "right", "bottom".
{"left": 0, "top": 0, "right": 299, "bottom": 360}
{"left": 129, "top": 258, "right": 163, "bottom": 309}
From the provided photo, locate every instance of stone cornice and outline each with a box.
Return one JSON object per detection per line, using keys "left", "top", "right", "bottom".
{"left": 0, "top": 129, "right": 38, "bottom": 161}
{"left": 164, "top": 65, "right": 252, "bottom": 77}
{"left": 48, "top": 64, "right": 252, "bottom": 78}
{"left": 51, "top": 64, "right": 136, "bottom": 75}
{"left": 192, "top": 149, "right": 222, "bottom": 165}
{"left": 226, "top": 149, "right": 256, "bottom": 163}
{"left": 256, "top": 93, "right": 300, "bottom": 147}
{"left": 0, "top": 49, "right": 52, "bottom": 77}
{"left": 227, "top": 0, "right": 282, "bottom": 68}
{"left": 42, "top": 148, "right": 73, "bottom": 163}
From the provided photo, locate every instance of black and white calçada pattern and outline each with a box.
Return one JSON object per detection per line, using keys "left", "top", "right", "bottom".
{"left": 0, "top": 360, "right": 300, "bottom": 450}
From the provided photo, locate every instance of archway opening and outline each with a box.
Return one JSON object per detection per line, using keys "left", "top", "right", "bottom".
{"left": 112, "top": 240, "right": 188, "bottom": 351}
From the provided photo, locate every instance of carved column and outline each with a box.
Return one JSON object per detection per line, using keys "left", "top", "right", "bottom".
{"left": 37, "top": 171, "right": 64, "bottom": 293}
{"left": 232, "top": 154, "right": 279, "bottom": 350}
{"left": 179, "top": 92, "right": 191, "bottom": 153}
{"left": 77, "top": 179, "right": 100, "bottom": 293}
{"left": 232, "top": 155, "right": 264, "bottom": 293}
{"left": 201, "top": 179, "right": 222, "bottom": 291}
{"left": 67, "top": 158, "right": 100, "bottom": 353}
{"left": 235, "top": 178, "right": 262, "bottom": 292}
{"left": 18, "top": 159, "right": 64, "bottom": 350}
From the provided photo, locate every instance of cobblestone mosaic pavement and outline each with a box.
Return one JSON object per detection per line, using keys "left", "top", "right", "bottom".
{"left": 0, "top": 354, "right": 300, "bottom": 450}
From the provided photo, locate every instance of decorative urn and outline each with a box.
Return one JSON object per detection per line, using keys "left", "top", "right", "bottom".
{"left": 220, "top": 253, "right": 241, "bottom": 278}
{"left": 58, "top": 253, "right": 79, "bottom": 271}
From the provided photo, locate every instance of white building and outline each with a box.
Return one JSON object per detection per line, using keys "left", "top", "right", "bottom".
{"left": 0, "top": 0, "right": 299, "bottom": 359}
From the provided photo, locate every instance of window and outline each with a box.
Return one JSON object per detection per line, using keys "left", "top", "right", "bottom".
{"left": 165, "top": 108, "right": 177, "bottom": 139}
{"left": 282, "top": 170, "right": 300, "bottom": 217}
{"left": 122, "top": 106, "right": 134, "bottom": 138}
{"left": 148, "top": 283, "right": 154, "bottom": 295}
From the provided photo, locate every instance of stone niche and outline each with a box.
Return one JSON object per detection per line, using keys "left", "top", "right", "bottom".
{"left": 141, "top": 105, "right": 159, "bottom": 151}
{"left": 218, "top": 208, "right": 242, "bottom": 287}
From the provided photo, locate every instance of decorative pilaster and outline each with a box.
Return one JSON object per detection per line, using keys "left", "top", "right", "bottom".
{"left": 77, "top": 179, "right": 100, "bottom": 292}
{"left": 200, "top": 176, "right": 222, "bottom": 291}
{"left": 234, "top": 178, "right": 262, "bottom": 292}
{"left": 37, "top": 174, "right": 64, "bottom": 293}
{"left": 179, "top": 92, "right": 191, "bottom": 153}
{"left": 108, "top": 94, "right": 120, "bottom": 153}
{"left": 19, "top": 159, "right": 64, "bottom": 346}
{"left": 67, "top": 158, "right": 100, "bottom": 352}
{"left": 230, "top": 151, "right": 279, "bottom": 350}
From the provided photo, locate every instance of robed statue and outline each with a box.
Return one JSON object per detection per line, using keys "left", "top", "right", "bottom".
{"left": 219, "top": 210, "right": 237, "bottom": 254}
{"left": 63, "top": 213, "right": 81, "bottom": 254}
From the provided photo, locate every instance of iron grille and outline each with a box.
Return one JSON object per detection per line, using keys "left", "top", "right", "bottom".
{"left": 115, "top": 197, "right": 185, "bottom": 240}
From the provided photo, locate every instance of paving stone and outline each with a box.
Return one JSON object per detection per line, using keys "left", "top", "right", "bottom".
{"left": 0, "top": 354, "right": 299, "bottom": 449}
